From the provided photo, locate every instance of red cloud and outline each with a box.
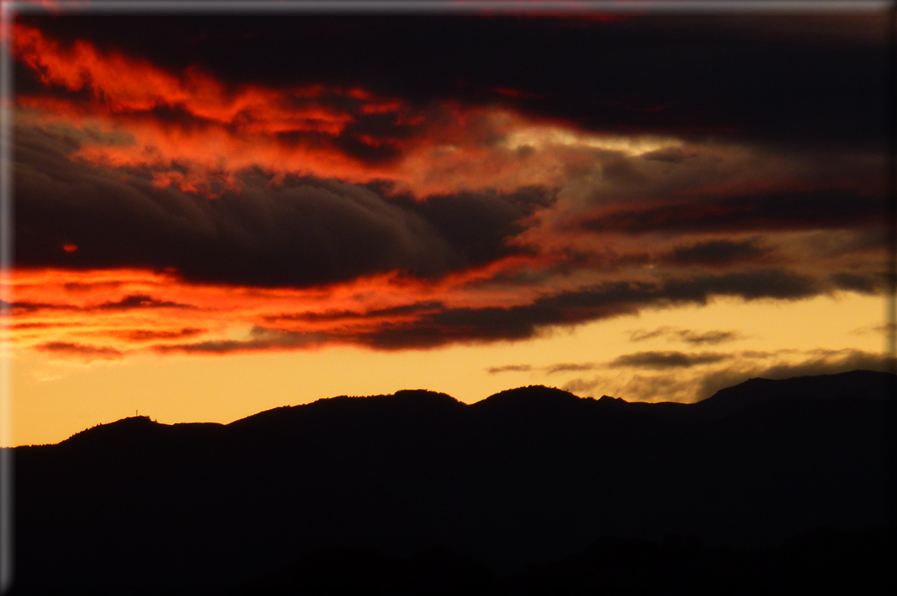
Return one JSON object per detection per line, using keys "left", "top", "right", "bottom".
{"left": 13, "top": 24, "right": 353, "bottom": 130}
{"left": 12, "top": 24, "right": 412, "bottom": 196}
{"left": 12, "top": 23, "right": 611, "bottom": 199}
{"left": 3, "top": 256, "right": 549, "bottom": 358}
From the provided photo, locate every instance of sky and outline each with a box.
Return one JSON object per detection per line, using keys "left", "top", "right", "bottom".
{"left": 2, "top": 1, "right": 894, "bottom": 447}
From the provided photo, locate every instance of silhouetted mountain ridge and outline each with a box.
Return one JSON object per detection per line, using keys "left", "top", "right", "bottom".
{"left": 62, "top": 416, "right": 224, "bottom": 449}
{"left": 692, "top": 369, "right": 894, "bottom": 421}
{"left": 474, "top": 384, "right": 582, "bottom": 409}
{"left": 11, "top": 370, "right": 894, "bottom": 594}
{"left": 55, "top": 370, "right": 892, "bottom": 449}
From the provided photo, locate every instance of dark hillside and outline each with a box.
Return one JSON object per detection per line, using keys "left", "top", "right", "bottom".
{"left": 10, "top": 371, "right": 894, "bottom": 594}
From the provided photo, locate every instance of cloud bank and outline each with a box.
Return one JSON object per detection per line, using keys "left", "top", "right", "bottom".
{"left": 6, "top": 13, "right": 889, "bottom": 363}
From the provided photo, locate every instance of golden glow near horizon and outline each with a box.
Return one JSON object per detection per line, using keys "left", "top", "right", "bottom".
{"left": 7, "top": 292, "right": 886, "bottom": 447}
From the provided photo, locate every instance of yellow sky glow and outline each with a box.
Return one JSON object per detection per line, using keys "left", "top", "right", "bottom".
{"left": 6, "top": 291, "right": 886, "bottom": 447}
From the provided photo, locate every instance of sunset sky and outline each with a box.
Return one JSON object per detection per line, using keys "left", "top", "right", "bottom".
{"left": 2, "top": 1, "right": 894, "bottom": 447}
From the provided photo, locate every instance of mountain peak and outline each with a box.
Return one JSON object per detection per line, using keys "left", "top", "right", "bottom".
{"left": 388, "top": 388, "right": 460, "bottom": 404}
{"left": 62, "top": 415, "right": 162, "bottom": 446}
{"left": 694, "top": 369, "right": 894, "bottom": 420}
{"left": 476, "top": 385, "right": 581, "bottom": 410}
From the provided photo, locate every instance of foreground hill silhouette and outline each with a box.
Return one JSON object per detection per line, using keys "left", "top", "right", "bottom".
{"left": 9, "top": 370, "right": 895, "bottom": 594}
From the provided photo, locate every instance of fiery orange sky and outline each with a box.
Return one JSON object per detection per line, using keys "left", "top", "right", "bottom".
{"left": 2, "top": 4, "right": 893, "bottom": 446}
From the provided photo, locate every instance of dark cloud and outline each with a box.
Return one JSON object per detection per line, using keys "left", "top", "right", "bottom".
{"left": 63, "top": 281, "right": 126, "bottom": 293}
{"left": 628, "top": 328, "right": 667, "bottom": 342}
{"left": 850, "top": 322, "right": 897, "bottom": 336}
{"left": 739, "top": 350, "right": 784, "bottom": 359}
{"left": 2, "top": 295, "right": 193, "bottom": 316}
{"left": 14, "top": 128, "right": 544, "bottom": 287}
{"left": 329, "top": 110, "right": 426, "bottom": 166}
{"left": 660, "top": 238, "right": 769, "bottom": 267}
{"left": 640, "top": 147, "right": 698, "bottom": 164}
{"left": 578, "top": 190, "right": 885, "bottom": 236}
{"left": 609, "top": 351, "right": 730, "bottom": 370}
{"left": 22, "top": 13, "right": 887, "bottom": 152}
{"left": 264, "top": 301, "right": 445, "bottom": 324}
{"left": 661, "top": 270, "right": 820, "bottom": 301}
{"left": 486, "top": 364, "right": 533, "bottom": 374}
{"left": 332, "top": 130, "right": 403, "bottom": 165}
{"left": 629, "top": 326, "right": 743, "bottom": 345}
{"left": 6, "top": 268, "right": 843, "bottom": 355}
{"left": 389, "top": 187, "right": 551, "bottom": 269}
{"left": 116, "top": 328, "right": 206, "bottom": 342}
{"left": 829, "top": 272, "right": 887, "bottom": 295}
{"left": 152, "top": 327, "right": 326, "bottom": 355}
{"left": 358, "top": 282, "right": 658, "bottom": 348}
{"left": 97, "top": 294, "right": 193, "bottom": 311}
{"left": 0, "top": 300, "right": 70, "bottom": 313}
{"left": 351, "top": 270, "right": 822, "bottom": 350}
{"left": 9, "top": 322, "right": 60, "bottom": 330}
{"left": 10, "top": 14, "right": 889, "bottom": 359}
{"left": 545, "top": 363, "right": 597, "bottom": 374}
{"left": 36, "top": 342, "right": 123, "bottom": 360}
{"left": 677, "top": 330, "right": 742, "bottom": 345}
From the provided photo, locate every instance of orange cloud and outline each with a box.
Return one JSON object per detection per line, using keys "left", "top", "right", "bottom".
{"left": 13, "top": 24, "right": 351, "bottom": 129}
{"left": 3, "top": 257, "right": 551, "bottom": 359}
{"left": 11, "top": 24, "right": 404, "bottom": 194}
{"left": 13, "top": 23, "right": 681, "bottom": 199}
